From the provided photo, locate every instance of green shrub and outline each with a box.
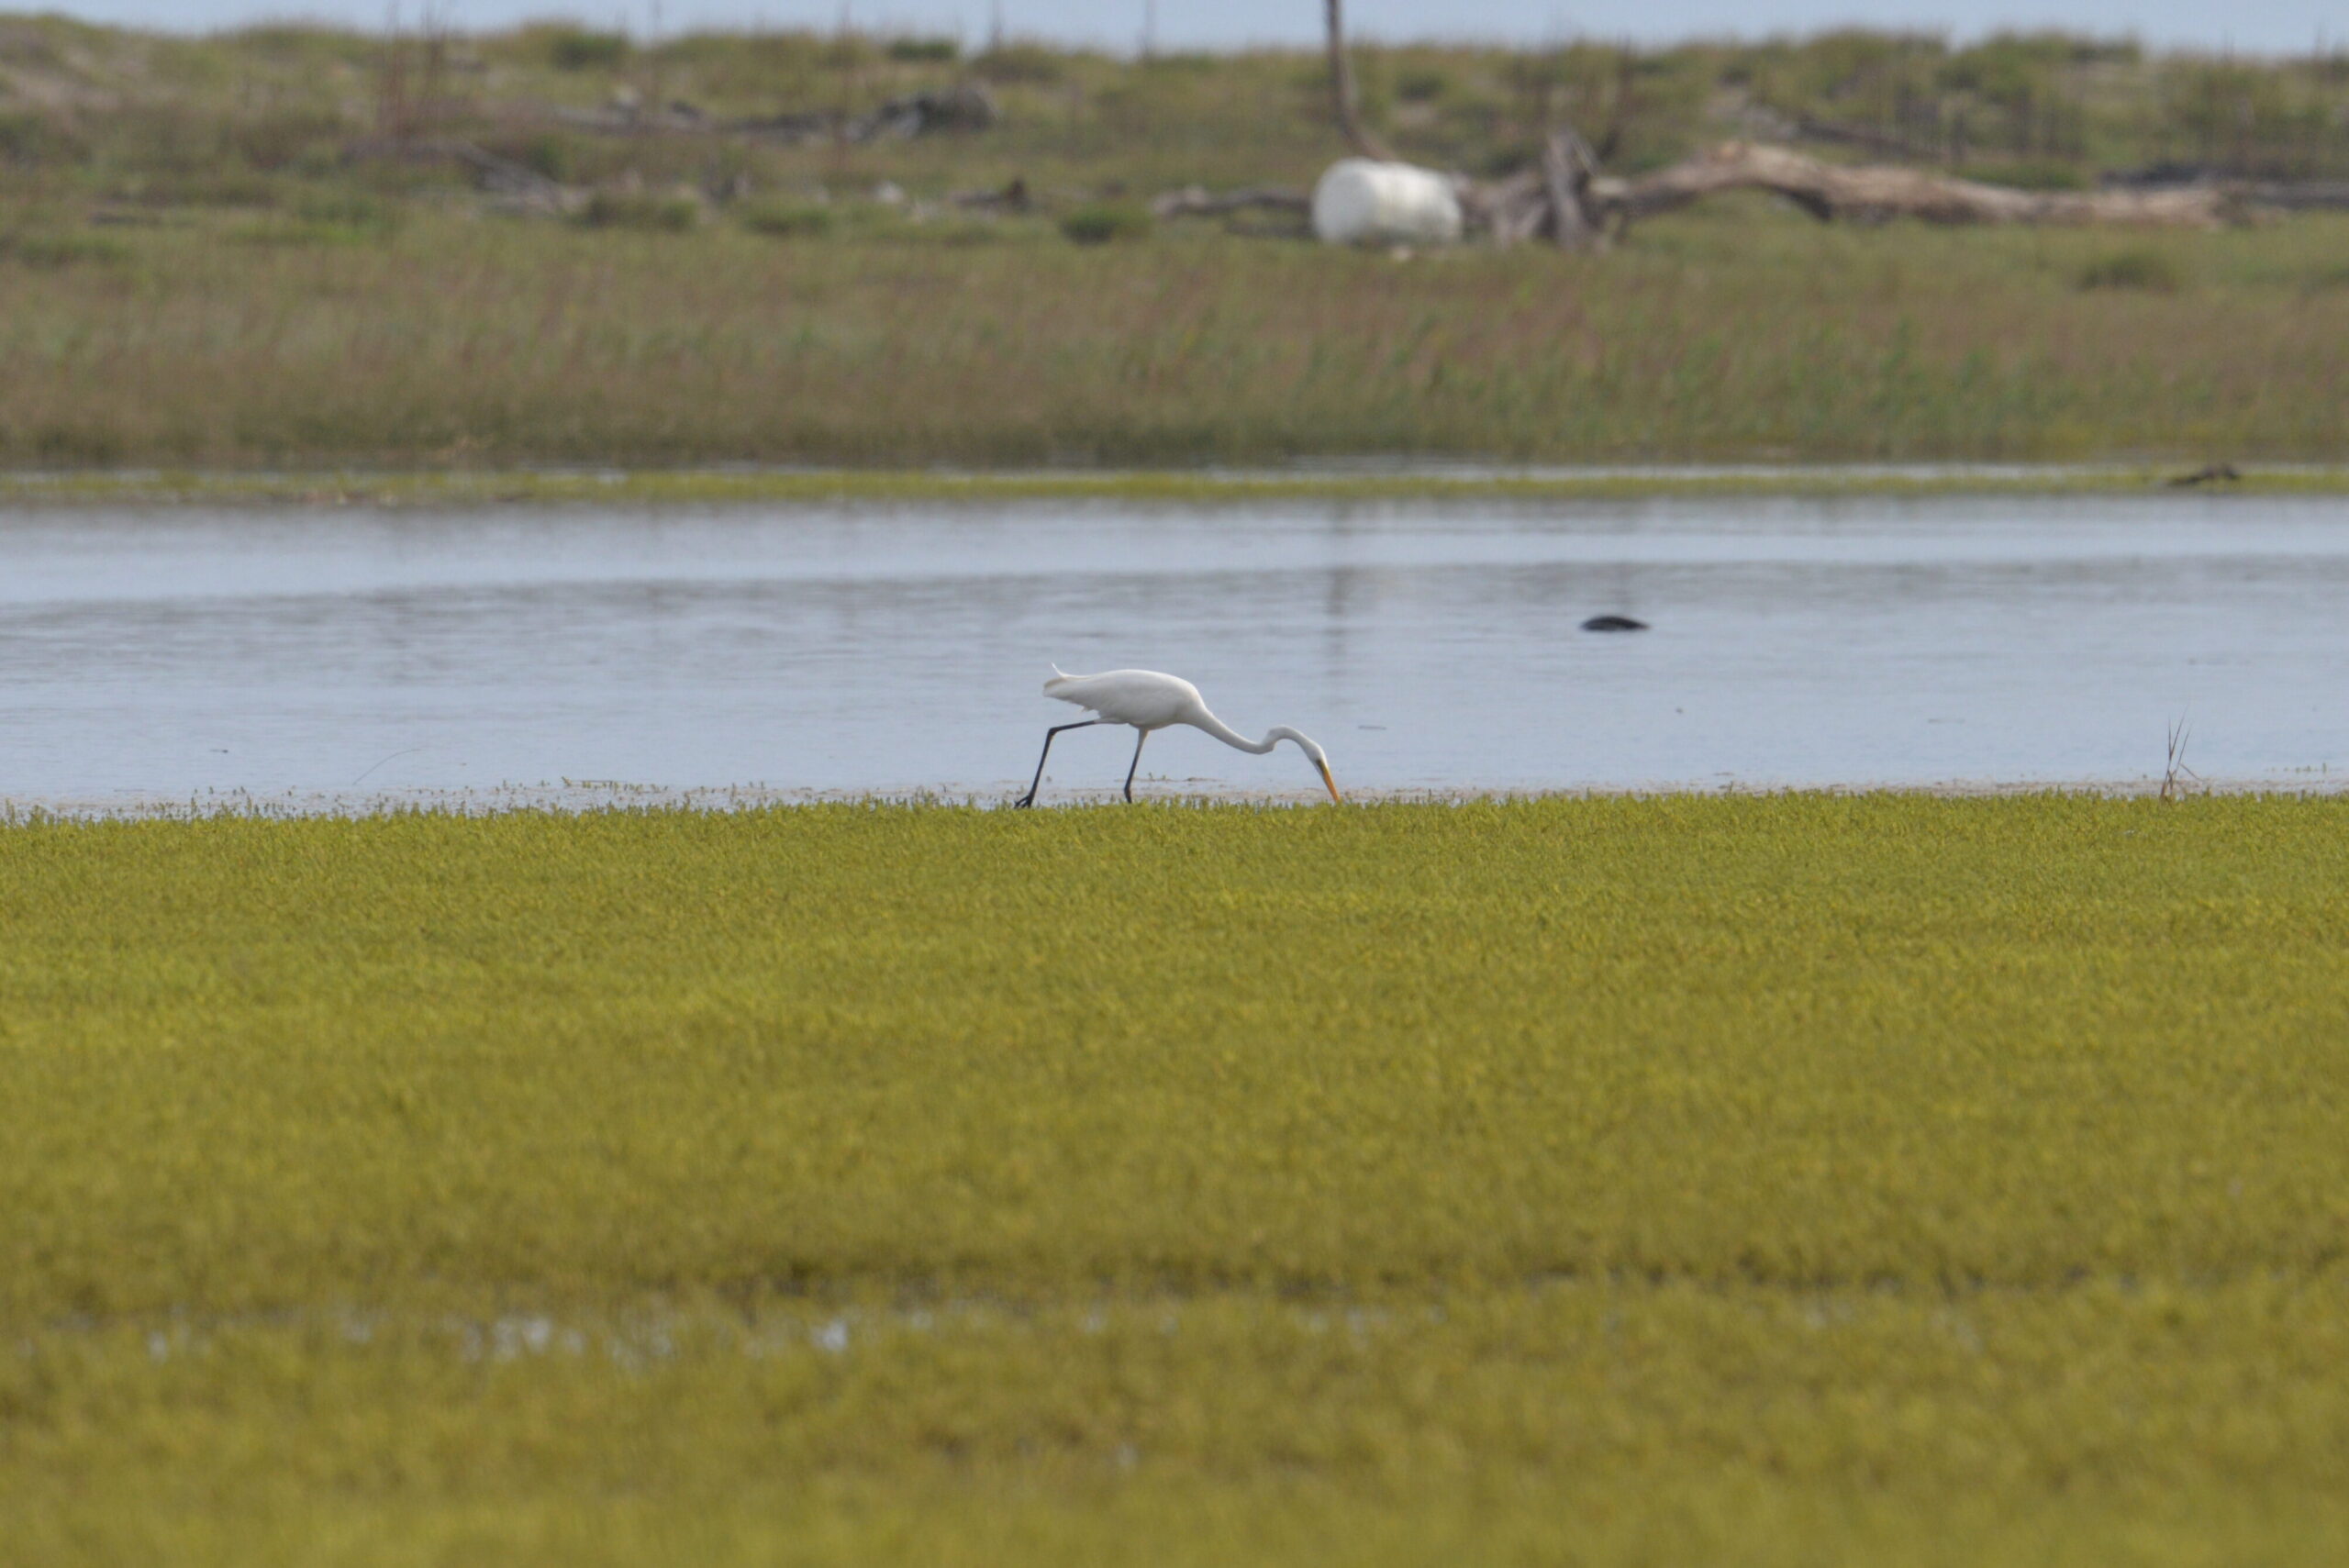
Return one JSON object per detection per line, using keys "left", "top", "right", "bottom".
{"left": 737, "top": 199, "right": 836, "bottom": 239}
{"left": 125, "top": 168, "right": 284, "bottom": 208}
{"left": 578, "top": 191, "right": 701, "bottom": 232}
{"left": 0, "top": 21, "right": 61, "bottom": 66}
{"left": 1396, "top": 68, "right": 1451, "bottom": 103}
{"left": 818, "top": 34, "right": 879, "bottom": 69}
{"left": 294, "top": 191, "right": 400, "bottom": 236}
{"left": 230, "top": 109, "right": 351, "bottom": 172}
{"left": 1960, "top": 158, "right": 2087, "bottom": 191}
{"left": 0, "top": 229, "right": 130, "bottom": 268}
{"left": 548, "top": 28, "right": 629, "bottom": 72}
{"left": 904, "top": 216, "right": 1020, "bottom": 246}
{"left": 28, "top": 420, "right": 124, "bottom": 462}
{"left": 516, "top": 134, "right": 577, "bottom": 184}
{"left": 227, "top": 219, "right": 365, "bottom": 248}
{"left": 0, "top": 109, "right": 83, "bottom": 166}
{"left": 2077, "top": 247, "right": 2183, "bottom": 292}
{"left": 1059, "top": 203, "right": 1152, "bottom": 245}
{"left": 285, "top": 142, "right": 345, "bottom": 179}
{"left": 214, "top": 191, "right": 400, "bottom": 249}
{"left": 974, "top": 43, "right": 1063, "bottom": 83}
{"left": 885, "top": 36, "right": 958, "bottom": 62}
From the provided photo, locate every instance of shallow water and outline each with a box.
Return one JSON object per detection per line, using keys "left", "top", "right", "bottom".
{"left": 2, "top": 494, "right": 2343, "bottom": 809}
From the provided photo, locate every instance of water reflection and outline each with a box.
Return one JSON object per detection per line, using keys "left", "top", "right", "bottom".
{"left": 0, "top": 494, "right": 2343, "bottom": 807}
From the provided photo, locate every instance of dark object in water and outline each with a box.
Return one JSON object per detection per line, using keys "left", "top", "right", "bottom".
{"left": 2165, "top": 462, "right": 2241, "bottom": 486}
{"left": 1581, "top": 615, "right": 1649, "bottom": 633}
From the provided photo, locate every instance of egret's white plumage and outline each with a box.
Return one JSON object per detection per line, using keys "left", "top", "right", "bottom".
{"left": 1016, "top": 666, "right": 1341, "bottom": 806}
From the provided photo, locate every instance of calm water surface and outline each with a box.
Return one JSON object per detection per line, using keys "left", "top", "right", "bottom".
{"left": 3, "top": 495, "right": 2343, "bottom": 808}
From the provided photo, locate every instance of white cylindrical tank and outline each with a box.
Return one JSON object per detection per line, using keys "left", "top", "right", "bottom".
{"left": 1310, "top": 159, "right": 1464, "bottom": 247}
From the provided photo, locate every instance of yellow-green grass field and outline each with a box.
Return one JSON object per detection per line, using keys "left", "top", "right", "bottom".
{"left": 5, "top": 797, "right": 2347, "bottom": 1564}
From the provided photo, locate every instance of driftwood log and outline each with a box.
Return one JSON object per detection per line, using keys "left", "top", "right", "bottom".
{"left": 1593, "top": 141, "right": 2246, "bottom": 230}
{"left": 1471, "top": 136, "right": 2246, "bottom": 248}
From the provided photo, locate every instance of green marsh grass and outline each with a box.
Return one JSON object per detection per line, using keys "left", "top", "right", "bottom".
{"left": 2, "top": 208, "right": 2347, "bottom": 468}
{"left": 2077, "top": 246, "right": 2187, "bottom": 293}
{"left": 574, "top": 189, "right": 704, "bottom": 232}
{"left": 4, "top": 797, "right": 2347, "bottom": 1562}
{"left": 736, "top": 196, "right": 839, "bottom": 238}
{"left": 1058, "top": 201, "right": 1154, "bottom": 244}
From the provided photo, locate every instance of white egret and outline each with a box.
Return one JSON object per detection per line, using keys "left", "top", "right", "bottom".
{"left": 1015, "top": 666, "right": 1342, "bottom": 807}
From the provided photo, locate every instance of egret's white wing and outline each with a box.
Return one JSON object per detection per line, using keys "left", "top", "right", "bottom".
{"left": 1041, "top": 668, "right": 1203, "bottom": 729}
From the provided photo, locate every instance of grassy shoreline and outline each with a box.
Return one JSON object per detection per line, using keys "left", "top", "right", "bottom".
{"left": 6, "top": 461, "right": 2349, "bottom": 508}
{"left": 8, "top": 782, "right": 2349, "bottom": 828}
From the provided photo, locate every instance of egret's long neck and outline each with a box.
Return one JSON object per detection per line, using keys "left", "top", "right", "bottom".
{"left": 1192, "top": 708, "right": 1279, "bottom": 755}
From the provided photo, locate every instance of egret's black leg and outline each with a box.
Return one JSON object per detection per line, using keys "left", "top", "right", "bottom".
{"left": 1016, "top": 720, "right": 1098, "bottom": 807}
{"left": 1123, "top": 728, "right": 1149, "bottom": 802}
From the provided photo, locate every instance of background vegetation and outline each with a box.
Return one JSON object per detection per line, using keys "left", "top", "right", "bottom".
{"left": 3, "top": 16, "right": 2349, "bottom": 467}
{"left": 6, "top": 16, "right": 2349, "bottom": 199}
{"left": 5, "top": 797, "right": 2348, "bottom": 1562}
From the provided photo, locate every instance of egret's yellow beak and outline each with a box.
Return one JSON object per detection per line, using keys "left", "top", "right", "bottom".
{"left": 1316, "top": 759, "right": 1342, "bottom": 804}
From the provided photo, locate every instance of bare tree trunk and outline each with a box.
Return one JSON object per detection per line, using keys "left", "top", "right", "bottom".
{"left": 1324, "top": 0, "right": 1393, "bottom": 161}
{"left": 1540, "top": 127, "right": 1603, "bottom": 251}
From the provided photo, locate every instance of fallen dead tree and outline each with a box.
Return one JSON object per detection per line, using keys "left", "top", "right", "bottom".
{"left": 1593, "top": 141, "right": 2248, "bottom": 230}
{"left": 1464, "top": 135, "right": 2251, "bottom": 250}
{"left": 1466, "top": 128, "right": 1606, "bottom": 249}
